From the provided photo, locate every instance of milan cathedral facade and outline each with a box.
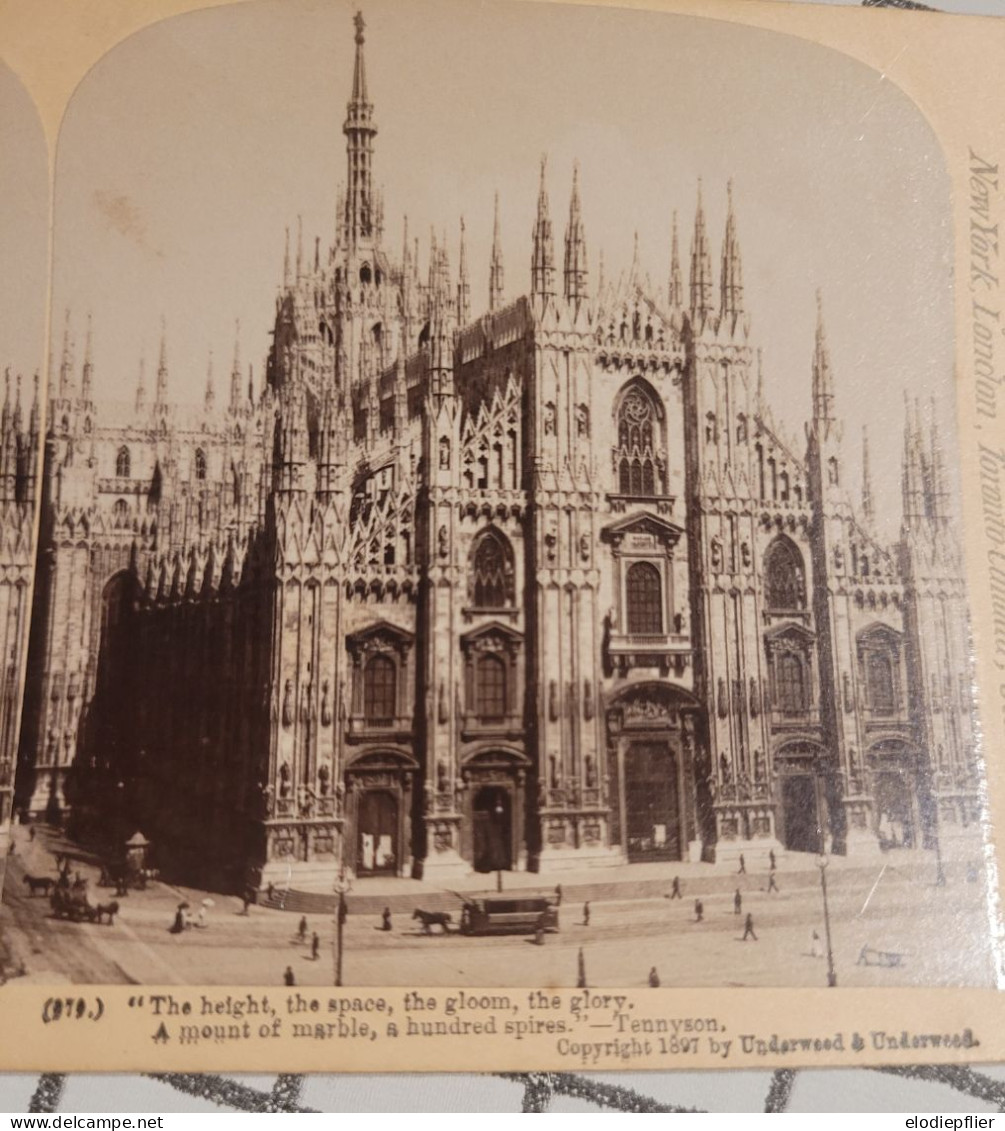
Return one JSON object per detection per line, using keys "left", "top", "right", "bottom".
{"left": 14, "top": 14, "right": 981, "bottom": 889}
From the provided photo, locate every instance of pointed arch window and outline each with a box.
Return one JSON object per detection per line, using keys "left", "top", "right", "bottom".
{"left": 626, "top": 561, "right": 663, "bottom": 635}
{"left": 194, "top": 448, "right": 207, "bottom": 481}
{"left": 475, "top": 654, "right": 508, "bottom": 722}
{"left": 764, "top": 538, "right": 806, "bottom": 611}
{"left": 115, "top": 446, "right": 131, "bottom": 478}
{"left": 776, "top": 653, "right": 810, "bottom": 714}
{"left": 470, "top": 529, "right": 515, "bottom": 609}
{"left": 363, "top": 654, "right": 396, "bottom": 725}
{"left": 867, "top": 652, "right": 896, "bottom": 714}
{"left": 614, "top": 385, "right": 664, "bottom": 496}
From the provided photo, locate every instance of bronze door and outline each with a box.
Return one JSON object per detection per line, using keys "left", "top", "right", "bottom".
{"left": 780, "top": 774, "right": 821, "bottom": 853}
{"left": 357, "top": 789, "right": 398, "bottom": 875}
{"left": 473, "top": 785, "right": 512, "bottom": 873}
{"left": 625, "top": 742, "right": 680, "bottom": 861}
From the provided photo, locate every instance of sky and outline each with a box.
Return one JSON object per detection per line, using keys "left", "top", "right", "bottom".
{"left": 46, "top": 0, "right": 958, "bottom": 538}
{"left": 0, "top": 62, "right": 48, "bottom": 384}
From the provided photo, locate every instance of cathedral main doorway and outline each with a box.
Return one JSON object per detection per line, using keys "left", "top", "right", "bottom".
{"left": 356, "top": 789, "right": 399, "bottom": 875}
{"left": 780, "top": 774, "right": 822, "bottom": 854}
{"left": 624, "top": 742, "right": 680, "bottom": 861}
{"left": 472, "top": 785, "right": 512, "bottom": 873}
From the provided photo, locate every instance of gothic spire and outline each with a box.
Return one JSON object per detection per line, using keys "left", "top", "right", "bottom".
{"left": 135, "top": 356, "right": 147, "bottom": 414}
{"left": 58, "top": 309, "right": 73, "bottom": 400}
{"left": 343, "top": 10, "right": 377, "bottom": 246}
{"left": 929, "top": 397, "right": 948, "bottom": 520}
{"left": 811, "top": 290, "right": 835, "bottom": 425}
{"left": 862, "top": 424, "right": 874, "bottom": 525}
{"left": 531, "top": 156, "right": 555, "bottom": 299}
{"left": 563, "top": 161, "right": 588, "bottom": 305}
{"left": 283, "top": 225, "right": 290, "bottom": 288}
{"left": 230, "top": 321, "right": 242, "bottom": 412}
{"left": 81, "top": 313, "right": 93, "bottom": 403}
{"left": 204, "top": 349, "right": 216, "bottom": 413}
{"left": 901, "top": 391, "right": 926, "bottom": 523}
{"left": 719, "top": 180, "right": 744, "bottom": 323}
{"left": 689, "top": 180, "right": 713, "bottom": 322}
{"left": 489, "top": 192, "right": 504, "bottom": 312}
{"left": 155, "top": 318, "right": 169, "bottom": 412}
{"left": 296, "top": 214, "right": 303, "bottom": 282}
{"left": 29, "top": 370, "right": 40, "bottom": 438}
{"left": 668, "top": 210, "right": 683, "bottom": 310}
{"left": 457, "top": 216, "right": 471, "bottom": 326}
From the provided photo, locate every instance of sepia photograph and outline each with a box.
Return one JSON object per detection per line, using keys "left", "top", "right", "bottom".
{"left": 0, "top": 0, "right": 999, "bottom": 999}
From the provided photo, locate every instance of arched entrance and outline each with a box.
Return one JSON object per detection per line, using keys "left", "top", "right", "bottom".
{"left": 606, "top": 684, "right": 705, "bottom": 864}
{"left": 775, "top": 741, "right": 825, "bottom": 854}
{"left": 473, "top": 785, "right": 512, "bottom": 873}
{"left": 874, "top": 771, "right": 915, "bottom": 848}
{"left": 624, "top": 742, "right": 680, "bottom": 861}
{"left": 357, "top": 789, "right": 399, "bottom": 874}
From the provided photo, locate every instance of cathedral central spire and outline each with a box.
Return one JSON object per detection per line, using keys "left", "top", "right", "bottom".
{"left": 343, "top": 10, "right": 377, "bottom": 247}
{"left": 531, "top": 157, "right": 555, "bottom": 299}
{"left": 811, "top": 290, "right": 835, "bottom": 425}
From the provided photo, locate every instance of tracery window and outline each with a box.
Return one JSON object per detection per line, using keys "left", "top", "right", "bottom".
{"left": 615, "top": 386, "right": 663, "bottom": 496}
{"left": 470, "top": 529, "right": 515, "bottom": 608}
{"left": 776, "top": 653, "right": 810, "bottom": 714}
{"left": 115, "top": 446, "right": 131, "bottom": 478}
{"left": 626, "top": 561, "right": 663, "bottom": 635}
{"left": 867, "top": 652, "right": 896, "bottom": 714}
{"left": 363, "top": 655, "right": 396, "bottom": 725}
{"left": 194, "top": 448, "right": 207, "bottom": 481}
{"left": 764, "top": 538, "right": 806, "bottom": 611}
{"left": 475, "top": 654, "right": 508, "bottom": 722}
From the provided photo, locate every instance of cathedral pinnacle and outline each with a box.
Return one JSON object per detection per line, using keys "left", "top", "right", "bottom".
{"left": 135, "top": 356, "right": 147, "bottom": 414}
{"left": 343, "top": 10, "right": 377, "bottom": 246}
{"left": 668, "top": 211, "right": 683, "bottom": 310}
{"left": 689, "top": 179, "right": 713, "bottom": 322}
{"left": 230, "top": 321, "right": 243, "bottom": 413}
{"left": 82, "top": 313, "right": 94, "bottom": 404}
{"left": 862, "top": 424, "right": 874, "bottom": 525}
{"left": 58, "top": 309, "right": 73, "bottom": 401}
{"left": 205, "top": 349, "right": 216, "bottom": 413}
{"left": 457, "top": 216, "right": 471, "bottom": 326}
{"left": 719, "top": 179, "right": 744, "bottom": 323}
{"left": 563, "top": 162, "right": 588, "bottom": 305}
{"left": 531, "top": 156, "right": 555, "bottom": 299}
{"left": 155, "top": 318, "right": 169, "bottom": 413}
{"left": 489, "top": 192, "right": 505, "bottom": 312}
{"left": 811, "top": 290, "right": 835, "bottom": 425}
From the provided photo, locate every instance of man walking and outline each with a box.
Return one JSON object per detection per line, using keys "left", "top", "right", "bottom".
{"left": 283, "top": 966, "right": 295, "bottom": 986}
{"left": 734, "top": 889, "right": 742, "bottom": 915}
{"left": 694, "top": 898, "right": 704, "bottom": 923}
{"left": 767, "top": 871, "right": 779, "bottom": 894}
{"left": 668, "top": 876, "right": 682, "bottom": 900}
{"left": 298, "top": 915, "right": 308, "bottom": 942}
{"left": 742, "top": 912, "right": 757, "bottom": 941}
{"left": 311, "top": 931, "right": 320, "bottom": 960}
{"left": 582, "top": 901, "right": 591, "bottom": 927}
{"left": 648, "top": 967, "right": 660, "bottom": 987}
{"left": 769, "top": 849, "right": 777, "bottom": 872}
{"left": 737, "top": 854, "right": 746, "bottom": 875}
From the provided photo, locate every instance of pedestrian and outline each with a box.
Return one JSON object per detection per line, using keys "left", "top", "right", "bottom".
{"left": 381, "top": 907, "right": 392, "bottom": 932}
{"left": 668, "top": 876, "right": 682, "bottom": 900}
{"left": 266, "top": 882, "right": 275, "bottom": 902}
{"left": 769, "top": 848, "right": 776, "bottom": 872}
{"left": 694, "top": 898, "right": 703, "bottom": 923}
{"left": 742, "top": 912, "right": 757, "bottom": 941}
{"left": 810, "top": 929, "right": 823, "bottom": 958}
{"left": 648, "top": 966, "right": 660, "bottom": 988}
{"left": 241, "top": 892, "right": 251, "bottom": 916}
{"left": 283, "top": 965, "right": 295, "bottom": 986}
{"left": 298, "top": 915, "right": 308, "bottom": 942}
{"left": 582, "top": 901, "right": 591, "bottom": 927}
{"left": 28, "top": 825, "right": 35, "bottom": 842}
{"left": 7, "top": 841, "right": 14, "bottom": 855}
{"left": 311, "top": 931, "right": 320, "bottom": 960}
{"left": 767, "top": 871, "right": 779, "bottom": 894}
{"left": 734, "top": 888, "right": 742, "bottom": 915}
{"left": 737, "top": 853, "right": 746, "bottom": 875}
{"left": 554, "top": 884, "right": 563, "bottom": 907}
{"left": 170, "top": 908, "right": 185, "bottom": 934}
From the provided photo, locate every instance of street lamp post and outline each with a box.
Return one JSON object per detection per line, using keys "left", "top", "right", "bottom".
{"left": 334, "top": 866, "right": 351, "bottom": 987}
{"left": 495, "top": 798, "right": 505, "bottom": 892}
{"left": 817, "top": 855, "right": 837, "bottom": 988}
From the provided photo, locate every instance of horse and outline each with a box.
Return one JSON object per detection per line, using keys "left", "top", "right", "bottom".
{"left": 22, "top": 874, "right": 55, "bottom": 897}
{"left": 412, "top": 908, "right": 452, "bottom": 935}
{"left": 91, "top": 900, "right": 120, "bottom": 925}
